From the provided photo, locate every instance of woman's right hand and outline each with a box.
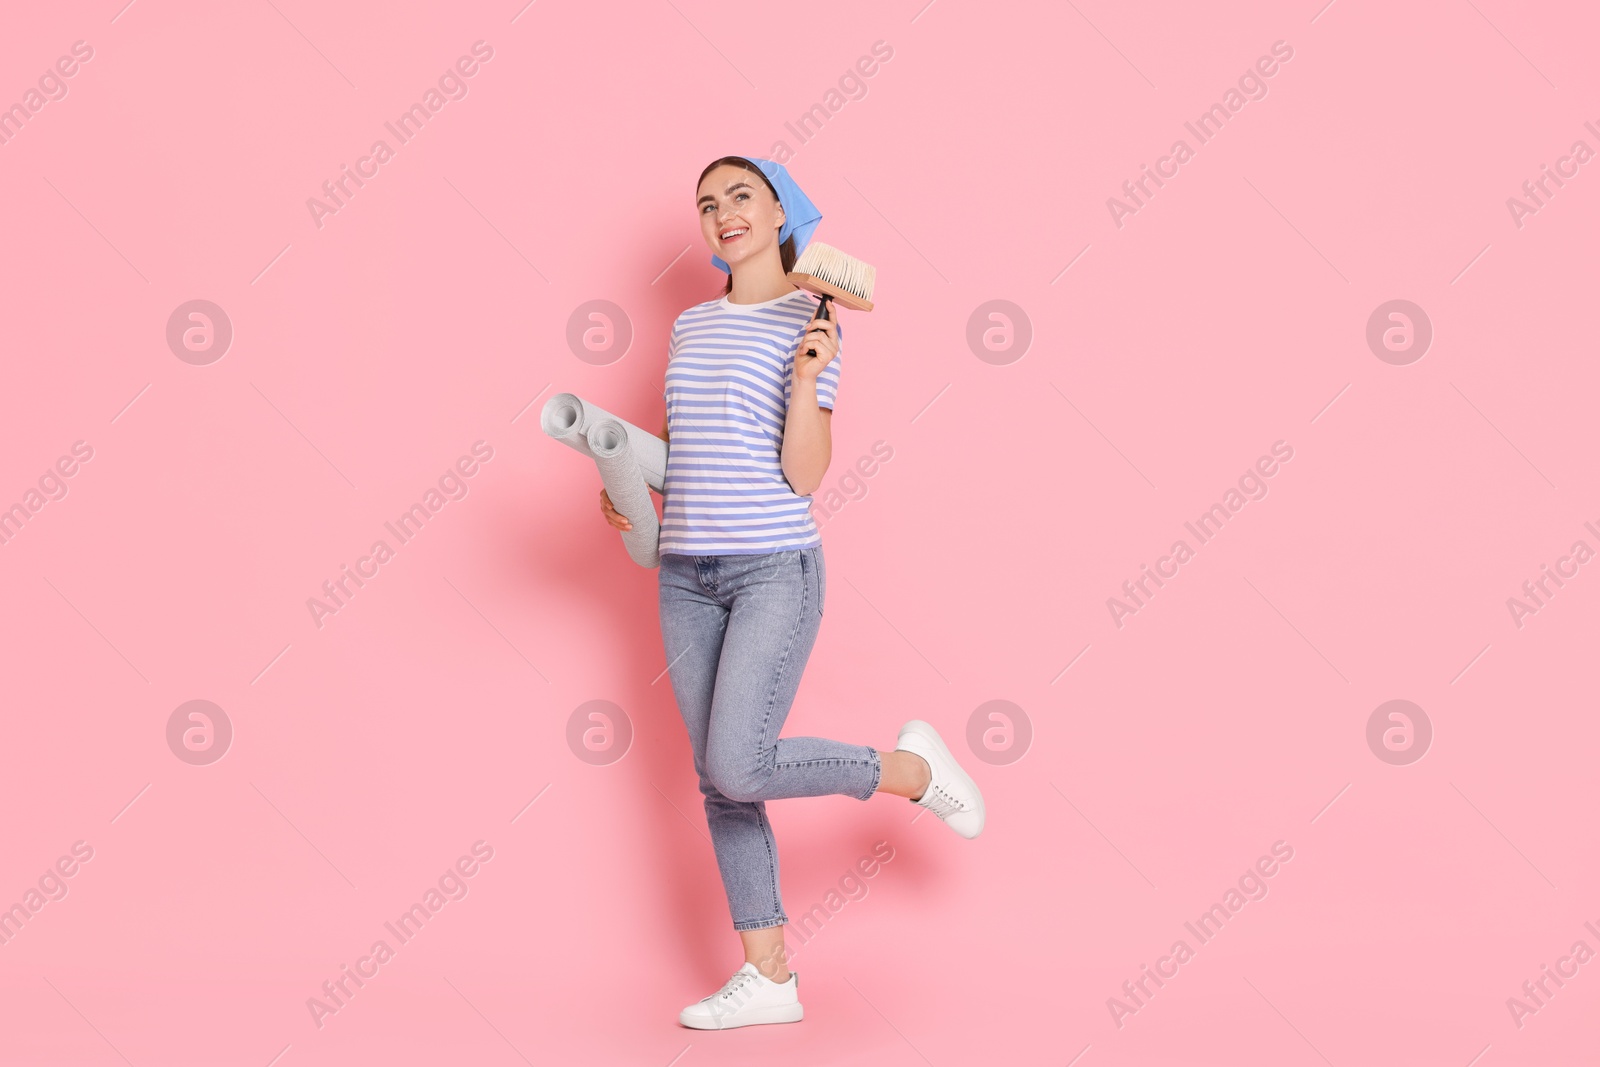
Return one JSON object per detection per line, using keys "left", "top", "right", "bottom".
{"left": 599, "top": 487, "right": 633, "bottom": 531}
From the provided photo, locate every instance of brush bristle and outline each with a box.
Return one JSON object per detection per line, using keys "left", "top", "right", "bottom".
{"left": 793, "top": 241, "right": 876, "bottom": 301}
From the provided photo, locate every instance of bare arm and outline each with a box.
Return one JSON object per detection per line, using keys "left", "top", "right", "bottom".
{"left": 781, "top": 392, "right": 832, "bottom": 497}
{"left": 781, "top": 311, "right": 839, "bottom": 497}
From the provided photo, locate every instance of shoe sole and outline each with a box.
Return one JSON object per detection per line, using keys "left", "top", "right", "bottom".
{"left": 678, "top": 1003, "right": 804, "bottom": 1029}
{"left": 900, "top": 720, "right": 985, "bottom": 838}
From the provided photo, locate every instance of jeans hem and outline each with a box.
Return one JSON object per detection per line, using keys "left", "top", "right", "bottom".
{"left": 733, "top": 916, "right": 788, "bottom": 932}
{"left": 857, "top": 748, "right": 882, "bottom": 801}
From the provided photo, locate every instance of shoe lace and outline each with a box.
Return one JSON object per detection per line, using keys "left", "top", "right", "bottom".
{"left": 714, "top": 969, "right": 760, "bottom": 1004}
{"left": 921, "top": 783, "right": 964, "bottom": 820}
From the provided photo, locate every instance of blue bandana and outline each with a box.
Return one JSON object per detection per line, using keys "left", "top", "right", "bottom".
{"left": 709, "top": 157, "right": 822, "bottom": 273}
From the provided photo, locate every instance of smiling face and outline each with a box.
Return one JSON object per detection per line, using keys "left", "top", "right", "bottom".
{"left": 697, "top": 163, "right": 785, "bottom": 269}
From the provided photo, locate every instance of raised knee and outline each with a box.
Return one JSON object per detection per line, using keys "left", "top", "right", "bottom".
{"left": 709, "top": 771, "right": 760, "bottom": 803}
{"left": 707, "top": 753, "right": 766, "bottom": 803}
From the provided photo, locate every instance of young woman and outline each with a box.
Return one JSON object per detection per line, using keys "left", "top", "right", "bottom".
{"left": 599, "top": 155, "right": 986, "bottom": 1030}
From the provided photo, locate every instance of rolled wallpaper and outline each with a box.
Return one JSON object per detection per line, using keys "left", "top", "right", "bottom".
{"left": 584, "top": 419, "right": 661, "bottom": 568}
{"left": 539, "top": 392, "right": 667, "bottom": 492}
{"left": 542, "top": 393, "right": 666, "bottom": 569}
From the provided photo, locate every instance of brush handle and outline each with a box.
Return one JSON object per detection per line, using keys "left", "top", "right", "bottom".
{"left": 804, "top": 293, "right": 833, "bottom": 358}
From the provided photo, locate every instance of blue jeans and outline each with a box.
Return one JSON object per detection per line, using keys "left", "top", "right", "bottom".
{"left": 658, "top": 546, "right": 883, "bottom": 931}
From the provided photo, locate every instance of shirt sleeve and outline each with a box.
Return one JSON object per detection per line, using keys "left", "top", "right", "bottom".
{"left": 664, "top": 315, "right": 682, "bottom": 429}
{"left": 816, "top": 315, "right": 842, "bottom": 410}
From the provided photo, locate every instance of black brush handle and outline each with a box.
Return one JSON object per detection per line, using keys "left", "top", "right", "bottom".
{"left": 804, "top": 293, "right": 833, "bottom": 358}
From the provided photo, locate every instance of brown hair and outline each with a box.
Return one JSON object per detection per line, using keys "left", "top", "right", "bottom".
{"left": 697, "top": 156, "right": 796, "bottom": 294}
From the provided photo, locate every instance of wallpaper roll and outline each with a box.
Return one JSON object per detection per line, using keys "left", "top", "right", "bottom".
{"left": 585, "top": 418, "right": 661, "bottom": 569}
{"left": 540, "top": 392, "right": 667, "bottom": 493}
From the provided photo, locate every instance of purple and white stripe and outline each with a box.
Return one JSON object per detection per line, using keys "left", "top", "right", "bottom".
{"left": 660, "top": 289, "right": 842, "bottom": 556}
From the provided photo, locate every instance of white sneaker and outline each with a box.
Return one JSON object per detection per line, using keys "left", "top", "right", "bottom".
{"left": 896, "top": 719, "right": 986, "bottom": 838}
{"left": 678, "top": 962, "right": 803, "bottom": 1029}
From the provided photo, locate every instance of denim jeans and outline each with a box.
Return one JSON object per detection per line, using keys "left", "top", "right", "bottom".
{"left": 658, "top": 546, "right": 883, "bottom": 931}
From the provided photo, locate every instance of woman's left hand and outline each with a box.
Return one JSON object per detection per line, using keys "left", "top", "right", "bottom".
{"left": 793, "top": 312, "right": 839, "bottom": 385}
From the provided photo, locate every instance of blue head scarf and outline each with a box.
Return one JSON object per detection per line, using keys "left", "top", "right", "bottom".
{"left": 709, "top": 156, "right": 822, "bottom": 273}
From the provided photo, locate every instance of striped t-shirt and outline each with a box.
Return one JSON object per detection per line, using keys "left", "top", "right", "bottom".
{"left": 659, "top": 288, "right": 842, "bottom": 556}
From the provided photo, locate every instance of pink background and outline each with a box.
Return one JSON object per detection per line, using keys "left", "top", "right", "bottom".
{"left": 3, "top": 1, "right": 1597, "bottom": 1064}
